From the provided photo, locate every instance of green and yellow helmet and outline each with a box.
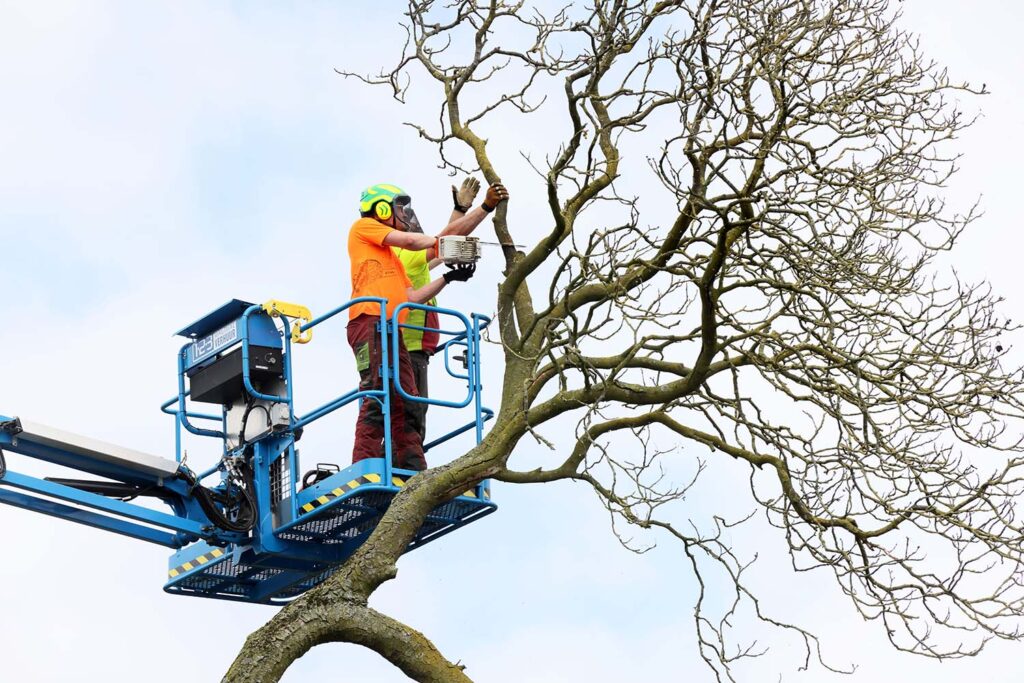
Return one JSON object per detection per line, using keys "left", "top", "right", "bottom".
{"left": 359, "top": 183, "right": 405, "bottom": 220}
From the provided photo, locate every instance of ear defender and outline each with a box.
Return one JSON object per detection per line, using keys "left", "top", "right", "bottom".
{"left": 374, "top": 201, "right": 393, "bottom": 220}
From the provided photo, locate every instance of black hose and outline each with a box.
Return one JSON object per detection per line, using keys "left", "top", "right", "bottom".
{"left": 238, "top": 397, "right": 272, "bottom": 449}
{"left": 194, "top": 482, "right": 254, "bottom": 533}
{"left": 229, "top": 460, "right": 258, "bottom": 531}
{"left": 238, "top": 397, "right": 256, "bottom": 449}
{"left": 180, "top": 465, "right": 256, "bottom": 534}
{"left": 44, "top": 477, "right": 177, "bottom": 503}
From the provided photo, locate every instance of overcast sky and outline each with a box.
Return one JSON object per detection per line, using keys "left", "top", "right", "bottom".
{"left": 1, "top": 2, "right": 1023, "bottom": 681}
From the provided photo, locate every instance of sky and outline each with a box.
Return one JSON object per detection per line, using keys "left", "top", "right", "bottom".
{"left": 1, "top": 1, "right": 1023, "bottom": 681}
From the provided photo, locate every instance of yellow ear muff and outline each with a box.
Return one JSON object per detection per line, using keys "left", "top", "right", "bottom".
{"left": 375, "top": 201, "right": 392, "bottom": 220}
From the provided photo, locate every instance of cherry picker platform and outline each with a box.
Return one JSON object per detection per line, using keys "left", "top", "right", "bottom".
{"left": 0, "top": 297, "right": 495, "bottom": 604}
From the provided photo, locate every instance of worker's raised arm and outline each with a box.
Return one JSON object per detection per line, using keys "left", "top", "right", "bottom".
{"left": 383, "top": 230, "right": 436, "bottom": 251}
{"left": 438, "top": 183, "right": 510, "bottom": 239}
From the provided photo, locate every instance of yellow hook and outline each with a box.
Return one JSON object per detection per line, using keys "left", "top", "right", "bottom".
{"left": 261, "top": 300, "right": 313, "bottom": 344}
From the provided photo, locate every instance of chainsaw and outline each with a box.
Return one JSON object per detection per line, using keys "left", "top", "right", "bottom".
{"left": 438, "top": 235, "right": 525, "bottom": 265}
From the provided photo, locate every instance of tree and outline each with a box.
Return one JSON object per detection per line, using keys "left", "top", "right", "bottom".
{"left": 225, "top": 1, "right": 1024, "bottom": 680}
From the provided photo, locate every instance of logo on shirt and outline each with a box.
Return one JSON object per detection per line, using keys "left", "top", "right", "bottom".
{"left": 355, "top": 259, "right": 398, "bottom": 290}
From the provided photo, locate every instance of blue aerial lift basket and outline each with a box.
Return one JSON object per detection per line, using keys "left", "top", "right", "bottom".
{"left": 0, "top": 297, "right": 495, "bottom": 604}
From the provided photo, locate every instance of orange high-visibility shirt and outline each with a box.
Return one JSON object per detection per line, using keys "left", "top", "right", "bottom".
{"left": 348, "top": 217, "right": 412, "bottom": 323}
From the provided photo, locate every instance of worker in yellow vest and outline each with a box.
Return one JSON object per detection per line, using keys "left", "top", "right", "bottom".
{"left": 392, "top": 178, "right": 509, "bottom": 440}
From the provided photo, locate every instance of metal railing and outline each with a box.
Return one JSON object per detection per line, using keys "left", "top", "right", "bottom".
{"left": 391, "top": 303, "right": 494, "bottom": 450}
{"left": 160, "top": 297, "right": 493, "bottom": 524}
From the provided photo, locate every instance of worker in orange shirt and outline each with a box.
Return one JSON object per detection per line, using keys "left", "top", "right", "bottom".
{"left": 347, "top": 183, "right": 476, "bottom": 471}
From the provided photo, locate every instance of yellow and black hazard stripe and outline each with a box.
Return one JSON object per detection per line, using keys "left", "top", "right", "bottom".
{"left": 389, "top": 474, "right": 490, "bottom": 500}
{"left": 168, "top": 547, "right": 226, "bottom": 579}
{"left": 300, "top": 473, "right": 492, "bottom": 517}
{"left": 300, "top": 473, "right": 383, "bottom": 514}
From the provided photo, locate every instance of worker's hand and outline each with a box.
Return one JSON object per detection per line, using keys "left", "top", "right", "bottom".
{"left": 443, "top": 262, "right": 476, "bottom": 284}
{"left": 452, "top": 177, "right": 481, "bottom": 213}
{"left": 482, "top": 183, "right": 509, "bottom": 212}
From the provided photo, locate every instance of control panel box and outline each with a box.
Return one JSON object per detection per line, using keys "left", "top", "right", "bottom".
{"left": 188, "top": 345, "right": 283, "bottom": 405}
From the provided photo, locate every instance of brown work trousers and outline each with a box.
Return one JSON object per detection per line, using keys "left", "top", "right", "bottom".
{"left": 346, "top": 314, "right": 426, "bottom": 471}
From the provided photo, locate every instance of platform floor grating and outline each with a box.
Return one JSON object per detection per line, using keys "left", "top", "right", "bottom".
{"left": 277, "top": 490, "right": 393, "bottom": 545}
{"left": 166, "top": 548, "right": 293, "bottom": 598}
{"left": 165, "top": 485, "right": 495, "bottom": 603}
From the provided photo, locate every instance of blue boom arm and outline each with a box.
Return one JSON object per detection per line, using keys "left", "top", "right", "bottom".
{"left": 0, "top": 417, "right": 243, "bottom": 548}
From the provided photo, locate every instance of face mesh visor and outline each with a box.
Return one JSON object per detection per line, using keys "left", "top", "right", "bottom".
{"left": 393, "top": 195, "right": 422, "bottom": 233}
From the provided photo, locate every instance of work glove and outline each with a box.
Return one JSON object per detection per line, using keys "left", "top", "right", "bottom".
{"left": 482, "top": 183, "right": 510, "bottom": 212}
{"left": 443, "top": 262, "right": 477, "bottom": 284}
{"left": 451, "top": 177, "right": 481, "bottom": 213}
